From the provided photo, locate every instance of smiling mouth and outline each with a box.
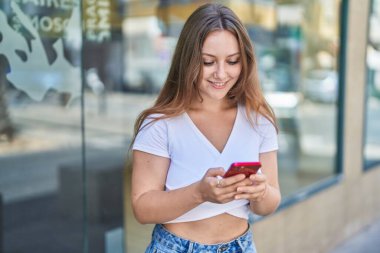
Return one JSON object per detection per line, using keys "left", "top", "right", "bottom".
{"left": 209, "top": 80, "right": 228, "bottom": 88}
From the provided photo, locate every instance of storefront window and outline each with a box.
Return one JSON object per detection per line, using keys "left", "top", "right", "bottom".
{"left": 251, "top": 0, "right": 341, "bottom": 197}
{"left": 1, "top": 0, "right": 345, "bottom": 252}
{"left": 0, "top": 0, "right": 125, "bottom": 252}
{"left": 365, "top": 0, "right": 380, "bottom": 168}
{"left": 0, "top": 0, "right": 84, "bottom": 252}
{"left": 123, "top": 0, "right": 343, "bottom": 251}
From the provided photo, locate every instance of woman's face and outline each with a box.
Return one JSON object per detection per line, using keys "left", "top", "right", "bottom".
{"left": 199, "top": 30, "right": 242, "bottom": 102}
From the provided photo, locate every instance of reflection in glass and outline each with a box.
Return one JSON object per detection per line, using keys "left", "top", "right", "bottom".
{"left": 0, "top": 1, "right": 84, "bottom": 252}
{"left": 264, "top": 0, "right": 341, "bottom": 196}
{"left": 365, "top": 0, "right": 380, "bottom": 167}
{"left": 123, "top": 0, "right": 342, "bottom": 251}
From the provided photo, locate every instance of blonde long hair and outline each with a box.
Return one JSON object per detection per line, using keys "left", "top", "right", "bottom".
{"left": 133, "top": 3, "right": 277, "bottom": 141}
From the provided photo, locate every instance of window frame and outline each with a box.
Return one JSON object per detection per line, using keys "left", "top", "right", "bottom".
{"left": 363, "top": 0, "right": 380, "bottom": 171}
{"left": 277, "top": 0, "right": 348, "bottom": 210}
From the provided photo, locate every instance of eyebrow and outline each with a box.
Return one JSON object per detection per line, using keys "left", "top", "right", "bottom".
{"left": 202, "top": 52, "right": 240, "bottom": 57}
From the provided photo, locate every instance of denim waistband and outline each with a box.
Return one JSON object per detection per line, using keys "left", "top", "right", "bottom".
{"left": 146, "top": 224, "right": 256, "bottom": 253}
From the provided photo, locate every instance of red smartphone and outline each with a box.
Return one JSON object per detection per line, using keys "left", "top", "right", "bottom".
{"left": 223, "top": 162, "right": 261, "bottom": 178}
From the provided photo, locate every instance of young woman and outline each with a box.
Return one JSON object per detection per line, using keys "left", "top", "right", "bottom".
{"left": 131, "top": 3, "right": 280, "bottom": 252}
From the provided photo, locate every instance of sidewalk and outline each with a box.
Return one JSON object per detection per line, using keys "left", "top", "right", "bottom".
{"left": 327, "top": 218, "right": 380, "bottom": 253}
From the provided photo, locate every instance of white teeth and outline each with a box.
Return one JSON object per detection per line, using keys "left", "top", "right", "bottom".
{"left": 211, "top": 81, "right": 226, "bottom": 86}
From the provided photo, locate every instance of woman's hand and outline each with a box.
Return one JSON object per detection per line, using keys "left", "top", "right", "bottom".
{"left": 234, "top": 173, "right": 268, "bottom": 202}
{"left": 196, "top": 168, "right": 251, "bottom": 204}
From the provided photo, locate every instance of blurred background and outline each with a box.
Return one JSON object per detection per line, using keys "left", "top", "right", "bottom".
{"left": 0, "top": 0, "right": 379, "bottom": 252}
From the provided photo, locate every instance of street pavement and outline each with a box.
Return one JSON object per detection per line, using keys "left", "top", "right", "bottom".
{"left": 327, "top": 218, "right": 380, "bottom": 253}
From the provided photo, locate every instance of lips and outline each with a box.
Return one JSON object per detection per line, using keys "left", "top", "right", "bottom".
{"left": 209, "top": 80, "right": 228, "bottom": 89}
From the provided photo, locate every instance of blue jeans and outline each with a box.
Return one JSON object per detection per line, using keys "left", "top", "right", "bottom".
{"left": 145, "top": 224, "right": 257, "bottom": 253}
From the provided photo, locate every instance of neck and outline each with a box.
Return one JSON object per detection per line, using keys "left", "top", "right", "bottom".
{"left": 189, "top": 97, "right": 236, "bottom": 113}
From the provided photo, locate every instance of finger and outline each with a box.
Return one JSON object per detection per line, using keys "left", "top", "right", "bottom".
{"left": 209, "top": 188, "right": 236, "bottom": 203}
{"left": 234, "top": 193, "right": 263, "bottom": 201}
{"left": 217, "top": 177, "right": 254, "bottom": 193}
{"left": 234, "top": 178, "right": 254, "bottom": 187}
{"left": 216, "top": 177, "right": 247, "bottom": 190}
{"left": 249, "top": 174, "right": 266, "bottom": 183}
{"left": 237, "top": 183, "right": 266, "bottom": 194}
{"left": 205, "top": 167, "right": 225, "bottom": 178}
{"left": 236, "top": 186, "right": 255, "bottom": 195}
{"left": 218, "top": 192, "right": 238, "bottom": 203}
{"left": 222, "top": 173, "right": 246, "bottom": 186}
{"left": 216, "top": 174, "right": 246, "bottom": 188}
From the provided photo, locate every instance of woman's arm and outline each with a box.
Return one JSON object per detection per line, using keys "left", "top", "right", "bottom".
{"left": 131, "top": 150, "right": 247, "bottom": 224}
{"left": 131, "top": 150, "right": 201, "bottom": 224}
{"left": 235, "top": 151, "right": 281, "bottom": 216}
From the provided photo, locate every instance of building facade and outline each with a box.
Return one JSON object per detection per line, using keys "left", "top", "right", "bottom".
{"left": 0, "top": 0, "right": 379, "bottom": 252}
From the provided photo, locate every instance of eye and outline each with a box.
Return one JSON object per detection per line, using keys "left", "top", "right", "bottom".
{"left": 203, "top": 61, "right": 214, "bottom": 66}
{"left": 227, "top": 59, "right": 240, "bottom": 65}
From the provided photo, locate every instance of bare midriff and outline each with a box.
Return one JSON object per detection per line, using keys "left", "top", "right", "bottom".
{"left": 163, "top": 213, "right": 249, "bottom": 244}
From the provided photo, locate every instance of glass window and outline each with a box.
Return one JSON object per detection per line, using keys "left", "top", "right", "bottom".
{"left": 0, "top": 0, "right": 344, "bottom": 251}
{"left": 1, "top": 0, "right": 126, "bottom": 252}
{"left": 254, "top": 0, "right": 342, "bottom": 197}
{"left": 123, "top": 0, "right": 343, "bottom": 251}
{"left": 364, "top": 0, "right": 380, "bottom": 168}
{"left": 0, "top": 0, "right": 84, "bottom": 252}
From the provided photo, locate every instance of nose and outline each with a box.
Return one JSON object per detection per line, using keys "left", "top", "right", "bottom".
{"left": 214, "top": 63, "right": 227, "bottom": 80}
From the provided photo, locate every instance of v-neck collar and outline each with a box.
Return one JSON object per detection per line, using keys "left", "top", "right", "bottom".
{"left": 184, "top": 104, "right": 240, "bottom": 156}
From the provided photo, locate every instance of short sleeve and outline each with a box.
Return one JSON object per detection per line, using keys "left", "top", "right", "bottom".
{"left": 132, "top": 116, "right": 170, "bottom": 158}
{"left": 258, "top": 116, "right": 278, "bottom": 153}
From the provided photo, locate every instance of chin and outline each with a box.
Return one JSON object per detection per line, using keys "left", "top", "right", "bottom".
{"left": 207, "top": 93, "right": 230, "bottom": 101}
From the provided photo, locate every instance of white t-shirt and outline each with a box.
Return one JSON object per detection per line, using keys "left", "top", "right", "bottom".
{"left": 132, "top": 104, "right": 278, "bottom": 223}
